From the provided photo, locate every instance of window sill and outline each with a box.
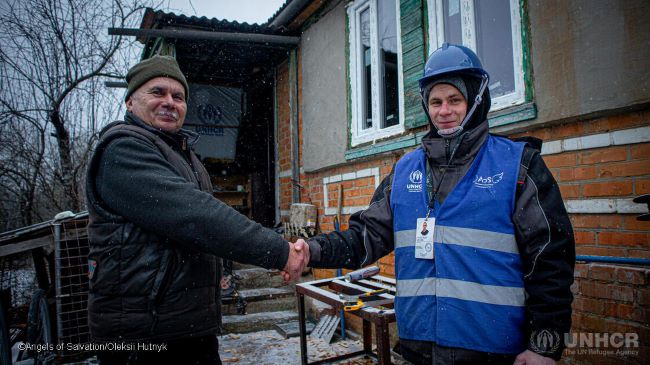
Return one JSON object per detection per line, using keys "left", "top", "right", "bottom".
{"left": 345, "top": 130, "right": 429, "bottom": 160}
{"left": 488, "top": 102, "right": 537, "bottom": 128}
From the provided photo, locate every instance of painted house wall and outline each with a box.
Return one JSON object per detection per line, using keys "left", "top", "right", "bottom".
{"left": 300, "top": 1, "right": 349, "bottom": 172}
{"left": 526, "top": 0, "right": 650, "bottom": 126}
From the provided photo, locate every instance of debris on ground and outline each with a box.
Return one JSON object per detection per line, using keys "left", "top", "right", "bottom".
{"left": 218, "top": 329, "right": 407, "bottom": 365}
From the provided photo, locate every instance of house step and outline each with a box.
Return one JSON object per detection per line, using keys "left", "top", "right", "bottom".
{"left": 222, "top": 287, "right": 296, "bottom": 315}
{"left": 221, "top": 310, "right": 298, "bottom": 334}
{"left": 231, "top": 267, "right": 286, "bottom": 289}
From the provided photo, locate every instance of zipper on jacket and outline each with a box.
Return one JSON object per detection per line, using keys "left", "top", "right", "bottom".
{"left": 445, "top": 139, "right": 451, "bottom": 163}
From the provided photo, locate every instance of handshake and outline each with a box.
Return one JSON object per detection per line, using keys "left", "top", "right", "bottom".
{"left": 280, "top": 239, "right": 310, "bottom": 283}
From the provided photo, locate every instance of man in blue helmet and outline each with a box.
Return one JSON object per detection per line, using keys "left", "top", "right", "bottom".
{"left": 291, "top": 44, "right": 575, "bottom": 364}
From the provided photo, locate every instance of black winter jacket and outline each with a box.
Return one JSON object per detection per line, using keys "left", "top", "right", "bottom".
{"left": 86, "top": 113, "right": 289, "bottom": 342}
{"left": 306, "top": 120, "right": 575, "bottom": 360}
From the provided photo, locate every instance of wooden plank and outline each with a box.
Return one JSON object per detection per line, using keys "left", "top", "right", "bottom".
{"left": 402, "top": 45, "right": 425, "bottom": 72}
{"left": 400, "top": 0, "right": 423, "bottom": 35}
{"left": 405, "top": 111, "right": 428, "bottom": 129}
{"left": 401, "top": 30, "right": 425, "bottom": 55}
{"left": 0, "top": 236, "right": 52, "bottom": 257}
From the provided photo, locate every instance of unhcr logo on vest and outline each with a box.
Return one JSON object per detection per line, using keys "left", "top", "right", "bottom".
{"left": 473, "top": 172, "right": 504, "bottom": 188}
{"left": 407, "top": 170, "right": 423, "bottom": 193}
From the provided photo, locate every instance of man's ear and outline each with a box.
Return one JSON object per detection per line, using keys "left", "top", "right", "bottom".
{"left": 125, "top": 96, "right": 133, "bottom": 111}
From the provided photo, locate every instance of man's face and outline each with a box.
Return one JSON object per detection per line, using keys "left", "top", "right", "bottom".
{"left": 126, "top": 77, "right": 187, "bottom": 133}
{"left": 427, "top": 83, "right": 468, "bottom": 131}
{"left": 422, "top": 221, "right": 427, "bottom": 230}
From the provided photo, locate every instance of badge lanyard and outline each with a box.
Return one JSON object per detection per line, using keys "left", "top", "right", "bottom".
{"left": 415, "top": 160, "right": 443, "bottom": 259}
{"left": 417, "top": 134, "right": 467, "bottom": 260}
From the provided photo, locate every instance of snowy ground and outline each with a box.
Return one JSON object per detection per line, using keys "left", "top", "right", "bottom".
{"left": 218, "top": 329, "right": 407, "bottom": 365}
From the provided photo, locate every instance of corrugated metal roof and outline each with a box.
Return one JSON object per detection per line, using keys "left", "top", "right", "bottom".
{"left": 143, "top": 9, "right": 279, "bottom": 34}
{"left": 265, "top": 0, "right": 293, "bottom": 24}
{"left": 138, "top": 8, "right": 298, "bottom": 85}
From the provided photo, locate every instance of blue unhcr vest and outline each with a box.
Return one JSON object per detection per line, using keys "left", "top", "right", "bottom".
{"left": 391, "top": 135, "right": 526, "bottom": 354}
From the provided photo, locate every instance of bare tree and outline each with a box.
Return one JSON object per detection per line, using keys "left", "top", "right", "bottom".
{"left": 0, "top": 0, "right": 149, "bottom": 230}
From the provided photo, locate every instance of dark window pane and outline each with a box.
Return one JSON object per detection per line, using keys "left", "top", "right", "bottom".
{"left": 360, "top": 8, "right": 372, "bottom": 129}
{"left": 443, "top": 0, "right": 462, "bottom": 45}
{"left": 378, "top": 0, "right": 399, "bottom": 128}
{"left": 475, "top": 0, "right": 515, "bottom": 98}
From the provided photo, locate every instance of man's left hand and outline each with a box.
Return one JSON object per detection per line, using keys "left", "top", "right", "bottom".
{"left": 513, "top": 350, "right": 555, "bottom": 365}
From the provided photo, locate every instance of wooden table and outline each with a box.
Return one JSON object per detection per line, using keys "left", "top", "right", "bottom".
{"left": 295, "top": 275, "right": 397, "bottom": 365}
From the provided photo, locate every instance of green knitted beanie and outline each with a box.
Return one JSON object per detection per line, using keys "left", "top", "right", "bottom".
{"left": 125, "top": 55, "right": 189, "bottom": 101}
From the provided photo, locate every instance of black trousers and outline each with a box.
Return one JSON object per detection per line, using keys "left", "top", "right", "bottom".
{"left": 96, "top": 335, "right": 221, "bottom": 365}
{"left": 400, "top": 339, "right": 517, "bottom": 365}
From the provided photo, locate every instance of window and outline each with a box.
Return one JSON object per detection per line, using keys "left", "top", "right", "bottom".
{"left": 427, "top": 0, "right": 526, "bottom": 110}
{"left": 349, "top": 0, "right": 404, "bottom": 147}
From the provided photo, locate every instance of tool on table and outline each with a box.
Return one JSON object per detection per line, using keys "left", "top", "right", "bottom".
{"left": 341, "top": 289, "right": 391, "bottom": 311}
{"left": 344, "top": 265, "right": 380, "bottom": 282}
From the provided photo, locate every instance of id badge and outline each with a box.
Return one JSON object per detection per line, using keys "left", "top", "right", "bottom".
{"left": 415, "top": 218, "right": 435, "bottom": 259}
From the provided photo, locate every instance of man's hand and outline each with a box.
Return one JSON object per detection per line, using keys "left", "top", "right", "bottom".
{"left": 513, "top": 350, "right": 556, "bottom": 365}
{"left": 280, "top": 239, "right": 310, "bottom": 283}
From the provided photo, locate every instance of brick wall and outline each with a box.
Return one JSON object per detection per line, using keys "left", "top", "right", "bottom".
{"left": 513, "top": 109, "right": 650, "bottom": 364}
{"left": 512, "top": 109, "right": 650, "bottom": 260}
{"left": 276, "top": 60, "right": 293, "bottom": 213}
{"left": 563, "top": 264, "right": 649, "bottom": 364}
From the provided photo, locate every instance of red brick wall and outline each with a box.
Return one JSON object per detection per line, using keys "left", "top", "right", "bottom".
{"left": 276, "top": 60, "right": 293, "bottom": 212}
{"left": 300, "top": 156, "right": 401, "bottom": 279}
{"left": 512, "top": 109, "right": 650, "bottom": 364}
{"left": 512, "top": 110, "right": 650, "bottom": 260}
{"left": 565, "top": 263, "right": 649, "bottom": 364}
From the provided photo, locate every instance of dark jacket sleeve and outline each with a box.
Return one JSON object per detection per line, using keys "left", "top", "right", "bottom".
{"left": 95, "top": 137, "right": 289, "bottom": 270}
{"left": 514, "top": 151, "right": 575, "bottom": 360}
{"left": 306, "top": 172, "right": 395, "bottom": 269}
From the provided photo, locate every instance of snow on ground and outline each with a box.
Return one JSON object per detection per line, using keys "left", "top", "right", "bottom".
{"left": 218, "top": 329, "right": 407, "bottom": 364}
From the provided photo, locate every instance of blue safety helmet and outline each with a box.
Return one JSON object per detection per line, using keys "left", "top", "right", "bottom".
{"left": 418, "top": 43, "right": 490, "bottom": 138}
{"left": 418, "top": 43, "right": 489, "bottom": 91}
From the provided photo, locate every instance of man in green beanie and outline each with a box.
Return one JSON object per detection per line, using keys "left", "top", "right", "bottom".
{"left": 85, "top": 55, "right": 309, "bottom": 364}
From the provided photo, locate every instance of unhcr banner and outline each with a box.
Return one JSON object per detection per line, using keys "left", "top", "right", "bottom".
{"left": 184, "top": 84, "right": 242, "bottom": 161}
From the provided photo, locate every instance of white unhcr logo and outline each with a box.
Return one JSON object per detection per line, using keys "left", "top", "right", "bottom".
{"left": 530, "top": 330, "right": 560, "bottom": 355}
{"left": 407, "top": 170, "right": 423, "bottom": 193}
{"left": 565, "top": 332, "right": 639, "bottom": 348}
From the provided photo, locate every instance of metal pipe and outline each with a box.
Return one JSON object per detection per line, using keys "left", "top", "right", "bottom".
{"left": 273, "top": 68, "right": 281, "bottom": 224}
{"left": 52, "top": 222, "right": 64, "bottom": 343}
{"left": 576, "top": 255, "right": 650, "bottom": 266}
{"left": 289, "top": 49, "right": 300, "bottom": 203}
{"left": 108, "top": 27, "right": 300, "bottom": 45}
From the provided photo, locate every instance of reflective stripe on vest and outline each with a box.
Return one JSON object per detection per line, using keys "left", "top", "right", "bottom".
{"left": 390, "top": 134, "right": 526, "bottom": 354}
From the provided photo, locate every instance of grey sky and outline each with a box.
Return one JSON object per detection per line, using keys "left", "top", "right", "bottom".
{"left": 163, "top": 0, "right": 287, "bottom": 24}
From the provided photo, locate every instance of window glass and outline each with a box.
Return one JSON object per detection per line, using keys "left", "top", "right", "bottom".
{"left": 378, "top": 0, "right": 398, "bottom": 128}
{"left": 475, "top": 0, "right": 514, "bottom": 98}
{"left": 349, "top": 0, "right": 404, "bottom": 146}
{"left": 360, "top": 8, "right": 372, "bottom": 129}
{"left": 443, "top": 0, "right": 462, "bottom": 45}
{"left": 428, "top": 0, "right": 525, "bottom": 111}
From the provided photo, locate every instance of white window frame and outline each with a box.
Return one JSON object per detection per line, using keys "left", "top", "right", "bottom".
{"left": 348, "top": 0, "right": 405, "bottom": 147}
{"left": 426, "top": 0, "right": 526, "bottom": 110}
